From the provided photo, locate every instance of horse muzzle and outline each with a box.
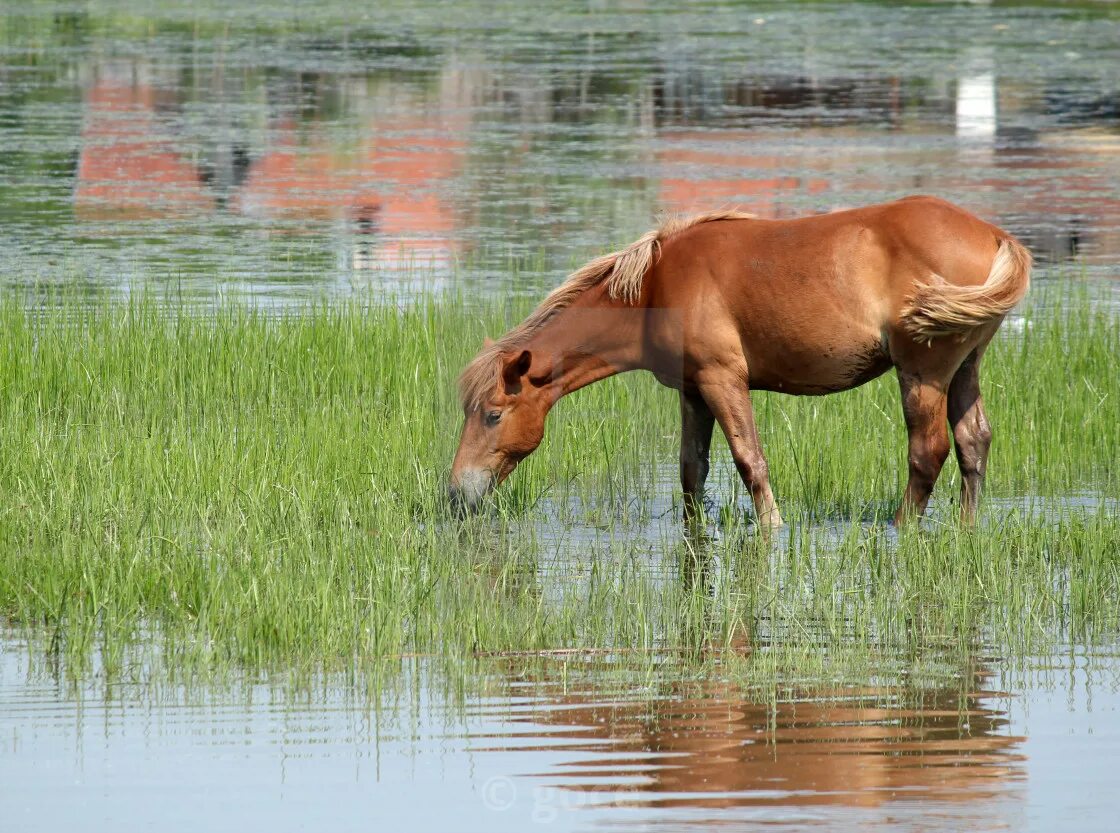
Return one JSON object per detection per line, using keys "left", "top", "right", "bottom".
{"left": 447, "top": 468, "right": 495, "bottom": 513}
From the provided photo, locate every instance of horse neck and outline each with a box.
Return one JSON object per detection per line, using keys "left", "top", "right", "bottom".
{"left": 523, "top": 284, "right": 647, "bottom": 404}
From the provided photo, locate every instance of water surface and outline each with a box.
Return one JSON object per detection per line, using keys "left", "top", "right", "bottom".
{"left": 3, "top": 637, "right": 1119, "bottom": 832}
{"left": 1, "top": 0, "right": 1118, "bottom": 301}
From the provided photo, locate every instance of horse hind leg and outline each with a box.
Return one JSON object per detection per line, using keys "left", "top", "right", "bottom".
{"left": 948, "top": 349, "right": 993, "bottom": 524}
{"left": 679, "top": 390, "right": 716, "bottom": 524}
{"left": 894, "top": 372, "right": 951, "bottom": 525}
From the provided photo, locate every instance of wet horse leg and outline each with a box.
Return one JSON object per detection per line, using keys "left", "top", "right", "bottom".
{"left": 696, "top": 374, "right": 783, "bottom": 531}
{"left": 894, "top": 372, "right": 951, "bottom": 525}
{"left": 679, "top": 390, "right": 715, "bottom": 523}
{"left": 948, "top": 350, "right": 992, "bottom": 524}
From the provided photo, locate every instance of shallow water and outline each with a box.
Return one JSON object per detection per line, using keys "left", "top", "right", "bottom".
{"left": 3, "top": 636, "right": 1119, "bottom": 832}
{"left": 1, "top": 1, "right": 1119, "bottom": 303}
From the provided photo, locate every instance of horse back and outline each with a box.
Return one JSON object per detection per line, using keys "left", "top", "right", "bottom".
{"left": 645, "top": 196, "right": 1009, "bottom": 394}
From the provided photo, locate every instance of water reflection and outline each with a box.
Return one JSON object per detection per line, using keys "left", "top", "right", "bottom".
{"left": 0, "top": 633, "right": 1031, "bottom": 831}
{"left": 472, "top": 662, "right": 1024, "bottom": 814}
{"left": 655, "top": 128, "right": 833, "bottom": 218}
{"left": 75, "top": 64, "right": 214, "bottom": 219}
{"left": 2, "top": 2, "right": 1119, "bottom": 298}
{"left": 74, "top": 60, "right": 467, "bottom": 272}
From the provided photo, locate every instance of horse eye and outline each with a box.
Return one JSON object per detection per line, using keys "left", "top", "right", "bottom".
{"left": 485, "top": 410, "right": 502, "bottom": 427}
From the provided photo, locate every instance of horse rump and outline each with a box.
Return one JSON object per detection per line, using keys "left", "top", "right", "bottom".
{"left": 901, "top": 236, "right": 1032, "bottom": 340}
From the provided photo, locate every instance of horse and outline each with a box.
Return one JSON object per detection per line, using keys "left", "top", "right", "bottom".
{"left": 449, "top": 196, "right": 1031, "bottom": 529}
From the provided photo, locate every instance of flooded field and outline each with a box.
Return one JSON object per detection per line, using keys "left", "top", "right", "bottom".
{"left": 1, "top": 1, "right": 1119, "bottom": 831}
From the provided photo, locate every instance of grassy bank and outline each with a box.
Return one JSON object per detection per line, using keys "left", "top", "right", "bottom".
{"left": 0, "top": 288, "right": 1117, "bottom": 682}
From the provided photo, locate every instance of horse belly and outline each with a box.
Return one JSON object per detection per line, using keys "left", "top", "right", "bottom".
{"left": 747, "top": 328, "right": 892, "bottom": 395}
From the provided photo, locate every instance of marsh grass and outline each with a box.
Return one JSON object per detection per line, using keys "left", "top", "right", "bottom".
{"left": 0, "top": 286, "right": 1116, "bottom": 688}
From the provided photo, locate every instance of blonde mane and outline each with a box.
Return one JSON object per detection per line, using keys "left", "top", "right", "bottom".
{"left": 458, "top": 209, "right": 755, "bottom": 410}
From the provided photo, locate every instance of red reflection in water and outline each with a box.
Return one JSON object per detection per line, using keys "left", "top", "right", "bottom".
{"left": 967, "top": 134, "right": 1120, "bottom": 262}
{"left": 74, "top": 67, "right": 467, "bottom": 268}
{"left": 654, "top": 123, "right": 1120, "bottom": 264}
{"left": 229, "top": 121, "right": 377, "bottom": 221}
{"left": 75, "top": 73, "right": 213, "bottom": 218}
{"left": 656, "top": 130, "right": 834, "bottom": 219}
{"left": 72, "top": 67, "right": 1120, "bottom": 270}
{"left": 230, "top": 114, "right": 464, "bottom": 266}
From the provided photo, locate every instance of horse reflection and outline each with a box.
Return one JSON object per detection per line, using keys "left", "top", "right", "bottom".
{"left": 473, "top": 659, "right": 1024, "bottom": 812}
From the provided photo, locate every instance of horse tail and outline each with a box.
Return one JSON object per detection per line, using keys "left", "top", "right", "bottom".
{"left": 901, "top": 236, "right": 1032, "bottom": 340}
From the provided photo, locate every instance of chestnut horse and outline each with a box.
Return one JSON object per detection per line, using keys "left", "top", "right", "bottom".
{"left": 450, "top": 196, "right": 1031, "bottom": 528}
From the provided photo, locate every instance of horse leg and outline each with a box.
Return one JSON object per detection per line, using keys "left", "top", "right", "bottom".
{"left": 894, "top": 372, "right": 951, "bottom": 525}
{"left": 680, "top": 390, "right": 715, "bottom": 523}
{"left": 697, "top": 376, "right": 783, "bottom": 531}
{"left": 948, "top": 349, "right": 992, "bottom": 524}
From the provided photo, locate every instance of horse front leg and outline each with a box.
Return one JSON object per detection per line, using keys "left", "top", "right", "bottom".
{"left": 680, "top": 389, "right": 715, "bottom": 524}
{"left": 895, "top": 372, "right": 951, "bottom": 525}
{"left": 696, "top": 374, "right": 783, "bottom": 532}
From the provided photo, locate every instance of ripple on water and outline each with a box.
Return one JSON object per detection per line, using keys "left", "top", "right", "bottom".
{"left": 1, "top": 1, "right": 1119, "bottom": 304}
{"left": 5, "top": 635, "right": 1120, "bottom": 831}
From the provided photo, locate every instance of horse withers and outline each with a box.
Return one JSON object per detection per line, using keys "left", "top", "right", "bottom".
{"left": 449, "top": 196, "right": 1031, "bottom": 528}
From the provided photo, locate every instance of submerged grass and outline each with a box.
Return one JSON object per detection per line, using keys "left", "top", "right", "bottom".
{"left": 0, "top": 286, "right": 1116, "bottom": 686}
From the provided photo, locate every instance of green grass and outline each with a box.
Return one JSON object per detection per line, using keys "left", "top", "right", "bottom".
{"left": 0, "top": 286, "right": 1116, "bottom": 687}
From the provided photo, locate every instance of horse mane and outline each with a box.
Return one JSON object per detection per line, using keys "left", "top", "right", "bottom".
{"left": 458, "top": 209, "right": 755, "bottom": 411}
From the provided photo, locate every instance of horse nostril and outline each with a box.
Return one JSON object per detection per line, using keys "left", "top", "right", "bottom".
{"left": 448, "top": 486, "right": 479, "bottom": 518}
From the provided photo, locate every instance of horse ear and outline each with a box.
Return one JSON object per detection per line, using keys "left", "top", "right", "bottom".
{"left": 482, "top": 337, "right": 495, "bottom": 349}
{"left": 501, "top": 350, "right": 532, "bottom": 392}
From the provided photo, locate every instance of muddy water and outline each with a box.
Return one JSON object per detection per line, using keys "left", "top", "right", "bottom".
{"left": 2, "top": 2, "right": 1120, "bottom": 830}
{"left": 1, "top": 1, "right": 1118, "bottom": 302}
{"left": 2, "top": 638, "right": 1119, "bottom": 832}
